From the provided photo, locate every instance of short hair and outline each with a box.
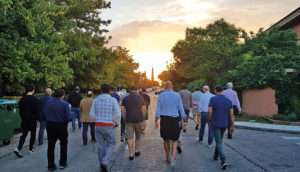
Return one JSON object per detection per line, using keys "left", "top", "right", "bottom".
{"left": 25, "top": 84, "right": 35, "bottom": 93}
{"left": 227, "top": 82, "right": 233, "bottom": 88}
{"left": 130, "top": 85, "right": 138, "bottom": 91}
{"left": 215, "top": 85, "right": 223, "bottom": 92}
{"left": 101, "top": 83, "right": 110, "bottom": 93}
{"left": 54, "top": 89, "right": 65, "bottom": 97}
{"left": 181, "top": 83, "right": 187, "bottom": 89}
{"left": 142, "top": 88, "right": 146, "bottom": 92}
{"left": 87, "top": 91, "right": 93, "bottom": 97}
{"left": 74, "top": 86, "right": 80, "bottom": 92}
{"left": 203, "top": 85, "right": 209, "bottom": 91}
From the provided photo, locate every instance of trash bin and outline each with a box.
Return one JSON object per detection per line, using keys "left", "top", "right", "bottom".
{"left": 0, "top": 110, "right": 14, "bottom": 145}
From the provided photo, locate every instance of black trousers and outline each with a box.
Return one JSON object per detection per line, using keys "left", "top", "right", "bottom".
{"left": 184, "top": 110, "right": 190, "bottom": 123}
{"left": 18, "top": 120, "right": 37, "bottom": 151}
{"left": 46, "top": 122, "right": 68, "bottom": 168}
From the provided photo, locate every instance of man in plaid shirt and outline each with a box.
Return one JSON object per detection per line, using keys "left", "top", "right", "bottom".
{"left": 90, "top": 83, "right": 121, "bottom": 172}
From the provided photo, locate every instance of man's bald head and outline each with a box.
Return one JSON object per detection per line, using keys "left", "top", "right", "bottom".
{"left": 165, "top": 81, "right": 173, "bottom": 90}
{"left": 45, "top": 88, "right": 52, "bottom": 95}
{"left": 203, "top": 85, "right": 210, "bottom": 92}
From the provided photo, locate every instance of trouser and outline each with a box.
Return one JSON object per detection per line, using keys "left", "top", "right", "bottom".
{"left": 212, "top": 127, "right": 226, "bottom": 162}
{"left": 95, "top": 126, "right": 116, "bottom": 166}
{"left": 120, "top": 116, "right": 126, "bottom": 136}
{"left": 82, "top": 122, "right": 96, "bottom": 144}
{"left": 198, "top": 112, "right": 214, "bottom": 145}
{"left": 38, "top": 120, "right": 46, "bottom": 144}
{"left": 71, "top": 107, "right": 82, "bottom": 129}
{"left": 46, "top": 122, "right": 68, "bottom": 168}
{"left": 184, "top": 110, "right": 190, "bottom": 123}
{"left": 227, "top": 105, "right": 238, "bottom": 136}
{"left": 18, "top": 120, "right": 37, "bottom": 151}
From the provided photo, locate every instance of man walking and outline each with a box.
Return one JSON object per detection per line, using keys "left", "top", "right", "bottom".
{"left": 14, "top": 85, "right": 39, "bottom": 158}
{"left": 192, "top": 88, "right": 203, "bottom": 130}
{"left": 90, "top": 83, "right": 121, "bottom": 172}
{"left": 38, "top": 88, "right": 53, "bottom": 145}
{"left": 68, "top": 86, "right": 83, "bottom": 131}
{"left": 155, "top": 81, "right": 187, "bottom": 166}
{"left": 141, "top": 88, "right": 150, "bottom": 133}
{"left": 80, "top": 91, "right": 96, "bottom": 145}
{"left": 222, "top": 82, "right": 241, "bottom": 139}
{"left": 178, "top": 83, "right": 192, "bottom": 132}
{"left": 198, "top": 86, "right": 214, "bottom": 147}
{"left": 121, "top": 85, "right": 146, "bottom": 160}
{"left": 43, "top": 89, "right": 70, "bottom": 171}
{"left": 208, "top": 86, "right": 235, "bottom": 170}
{"left": 119, "top": 89, "right": 129, "bottom": 142}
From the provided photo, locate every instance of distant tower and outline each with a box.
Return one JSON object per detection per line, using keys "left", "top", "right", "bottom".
{"left": 151, "top": 67, "right": 154, "bottom": 81}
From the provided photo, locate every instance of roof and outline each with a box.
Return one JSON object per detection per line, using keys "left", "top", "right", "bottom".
{"left": 267, "top": 7, "right": 300, "bottom": 31}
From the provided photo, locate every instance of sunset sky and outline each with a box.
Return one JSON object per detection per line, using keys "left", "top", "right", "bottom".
{"left": 102, "top": 0, "right": 300, "bottom": 80}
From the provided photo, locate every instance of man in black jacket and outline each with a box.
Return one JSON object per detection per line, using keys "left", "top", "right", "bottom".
{"left": 14, "top": 85, "right": 39, "bottom": 158}
{"left": 68, "top": 86, "right": 83, "bottom": 131}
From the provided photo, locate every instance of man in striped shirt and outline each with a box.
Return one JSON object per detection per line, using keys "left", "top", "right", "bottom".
{"left": 90, "top": 83, "right": 121, "bottom": 172}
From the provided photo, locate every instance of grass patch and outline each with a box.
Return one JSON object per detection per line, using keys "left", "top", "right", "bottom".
{"left": 235, "top": 114, "right": 271, "bottom": 124}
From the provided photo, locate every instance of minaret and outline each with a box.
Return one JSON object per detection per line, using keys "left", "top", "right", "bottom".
{"left": 151, "top": 67, "right": 154, "bottom": 81}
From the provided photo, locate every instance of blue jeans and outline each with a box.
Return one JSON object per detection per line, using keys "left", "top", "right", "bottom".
{"left": 82, "top": 123, "right": 96, "bottom": 144}
{"left": 71, "top": 107, "right": 82, "bottom": 129}
{"left": 120, "top": 116, "right": 125, "bottom": 136}
{"left": 212, "top": 127, "right": 226, "bottom": 162}
{"left": 95, "top": 126, "right": 116, "bottom": 166}
{"left": 199, "top": 112, "right": 214, "bottom": 145}
{"left": 38, "top": 120, "right": 47, "bottom": 144}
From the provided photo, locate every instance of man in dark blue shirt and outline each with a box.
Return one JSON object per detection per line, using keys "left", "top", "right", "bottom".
{"left": 43, "top": 89, "right": 70, "bottom": 171}
{"left": 38, "top": 88, "right": 53, "bottom": 145}
{"left": 208, "top": 86, "right": 235, "bottom": 170}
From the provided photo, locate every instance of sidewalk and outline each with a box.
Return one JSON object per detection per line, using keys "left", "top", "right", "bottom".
{"left": 235, "top": 121, "right": 300, "bottom": 134}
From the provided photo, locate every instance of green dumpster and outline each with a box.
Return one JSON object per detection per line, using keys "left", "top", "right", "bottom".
{"left": 0, "top": 110, "right": 14, "bottom": 145}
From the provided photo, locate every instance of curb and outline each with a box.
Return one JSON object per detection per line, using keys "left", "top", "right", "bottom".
{"left": 235, "top": 125, "right": 300, "bottom": 134}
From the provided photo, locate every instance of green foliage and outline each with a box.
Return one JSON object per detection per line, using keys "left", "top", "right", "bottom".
{"left": 290, "top": 96, "right": 300, "bottom": 119}
{"left": 273, "top": 113, "right": 298, "bottom": 122}
{"left": 187, "top": 79, "right": 206, "bottom": 92}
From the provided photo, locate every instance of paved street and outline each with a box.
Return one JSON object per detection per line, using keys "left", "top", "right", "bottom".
{"left": 0, "top": 93, "right": 300, "bottom": 172}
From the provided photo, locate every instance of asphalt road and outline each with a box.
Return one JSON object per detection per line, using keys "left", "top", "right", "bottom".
{"left": 0, "top": 93, "right": 299, "bottom": 172}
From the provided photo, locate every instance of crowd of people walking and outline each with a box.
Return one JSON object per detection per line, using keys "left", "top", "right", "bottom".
{"left": 13, "top": 80, "right": 241, "bottom": 171}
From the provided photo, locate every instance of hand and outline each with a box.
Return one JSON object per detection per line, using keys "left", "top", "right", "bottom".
{"left": 230, "top": 127, "right": 234, "bottom": 134}
{"left": 238, "top": 111, "right": 242, "bottom": 115}
{"left": 155, "top": 121, "right": 159, "bottom": 130}
{"left": 182, "top": 122, "right": 187, "bottom": 129}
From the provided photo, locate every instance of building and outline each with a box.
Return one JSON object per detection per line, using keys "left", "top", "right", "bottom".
{"left": 267, "top": 7, "right": 300, "bottom": 44}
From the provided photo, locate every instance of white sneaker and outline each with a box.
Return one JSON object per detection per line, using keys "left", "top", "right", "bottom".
{"left": 170, "top": 155, "right": 176, "bottom": 166}
{"left": 208, "top": 144, "right": 212, "bottom": 148}
{"left": 14, "top": 148, "right": 23, "bottom": 158}
{"left": 28, "top": 149, "right": 36, "bottom": 154}
{"left": 125, "top": 144, "right": 128, "bottom": 150}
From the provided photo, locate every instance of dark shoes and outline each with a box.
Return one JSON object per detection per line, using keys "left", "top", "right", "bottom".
{"left": 183, "top": 129, "right": 187, "bottom": 132}
{"left": 134, "top": 151, "right": 140, "bottom": 157}
{"left": 195, "top": 124, "right": 199, "bottom": 130}
{"left": 177, "top": 146, "right": 182, "bottom": 154}
{"left": 129, "top": 156, "right": 134, "bottom": 160}
{"left": 101, "top": 164, "right": 108, "bottom": 172}
{"left": 221, "top": 161, "right": 228, "bottom": 170}
{"left": 48, "top": 165, "right": 57, "bottom": 171}
{"left": 227, "top": 134, "right": 232, "bottom": 139}
{"left": 14, "top": 148, "right": 23, "bottom": 158}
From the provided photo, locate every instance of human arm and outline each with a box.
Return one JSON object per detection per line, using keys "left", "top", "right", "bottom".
{"left": 155, "top": 96, "right": 162, "bottom": 129}
{"left": 112, "top": 99, "right": 121, "bottom": 123}
{"left": 230, "top": 108, "right": 235, "bottom": 134}
{"left": 121, "top": 106, "right": 126, "bottom": 120}
{"left": 178, "top": 96, "right": 187, "bottom": 129}
{"left": 89, "top": 101, "right": 96, "bottom": 120}
{"left": 208, "top": 107, "right": 212, "bottom": 123}
{"left": 235, "top": 92, "right": 242, "bottom": 113}
{"left": 141, "top": 105, "right": 146, "bottom": 120}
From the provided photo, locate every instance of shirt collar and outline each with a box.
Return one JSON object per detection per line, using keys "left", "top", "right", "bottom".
{"left": 166, "top": 89, "right": 173, "bottom": 92}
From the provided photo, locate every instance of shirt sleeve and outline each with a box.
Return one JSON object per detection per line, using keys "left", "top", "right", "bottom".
{"left": 199, "top": 96, "right": 203, "bottom": 112}
{"left": 90, "top": 100, "right": 96, "bottom": 120}
{"left": 155, "top": 96, "right": 162, "bottom": 119}
{"left": 65, "top": 102, "right": 71, "bottom": 122}
{"left": 235, "top": 92, "right": 241, "bottom": 111}
{"left": 178, "top": 95, "right": 186, "bottom": 119}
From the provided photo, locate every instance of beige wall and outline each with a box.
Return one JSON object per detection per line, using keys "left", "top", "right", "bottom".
{"left": 242, "top": 88, "right": 278, "bottom": 117}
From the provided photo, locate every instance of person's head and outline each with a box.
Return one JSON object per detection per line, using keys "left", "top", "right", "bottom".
{"left": 181, "top": 83, "right": 187, "bottom": 89}
{"left": 203, "top": 85, "right": 210, "bottom": 93}
{"left": 74, "top": 86, "right": 80, "bottom": 92}
{"left": 45, "top": 88, "right": 52, "bottom": 95}
{"left": 25, "top": 84, "right": 35, "bottom": 95}
{"left": 227, "top": 82, "right": 233, "bottom": 89}
{"left": 54, "top": 89, "right": 65, "bottom": 99}
{"left": 165, "top": 81, "right": 173, "bottom": 90}
{"left": 129, "top": 85, "right": 138, "bottom": 93}
{"left": 87, "top": 91, "right": 93, "bottom": 98}
{"left": 215, "top": 85, "right": 223, "bottom": 94}
{"left": 142, "top": 88, "right": 146, "bottom": 93}
{"left": 101, "top": 83, "right": 110, "bottom": 94}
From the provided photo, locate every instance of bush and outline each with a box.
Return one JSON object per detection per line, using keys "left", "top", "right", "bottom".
{"left": 273, "top": 113, "right": 298, "bottom": 122}
{"left": 187, "top": 79, "right": 206, "bottom": 92}
{"left": 290, "top": 96, "right": 300, "bottom": 120}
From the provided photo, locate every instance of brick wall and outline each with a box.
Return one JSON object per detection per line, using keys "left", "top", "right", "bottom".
{"left": 291, "top": 23, "right": 300, "bottom": 45}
